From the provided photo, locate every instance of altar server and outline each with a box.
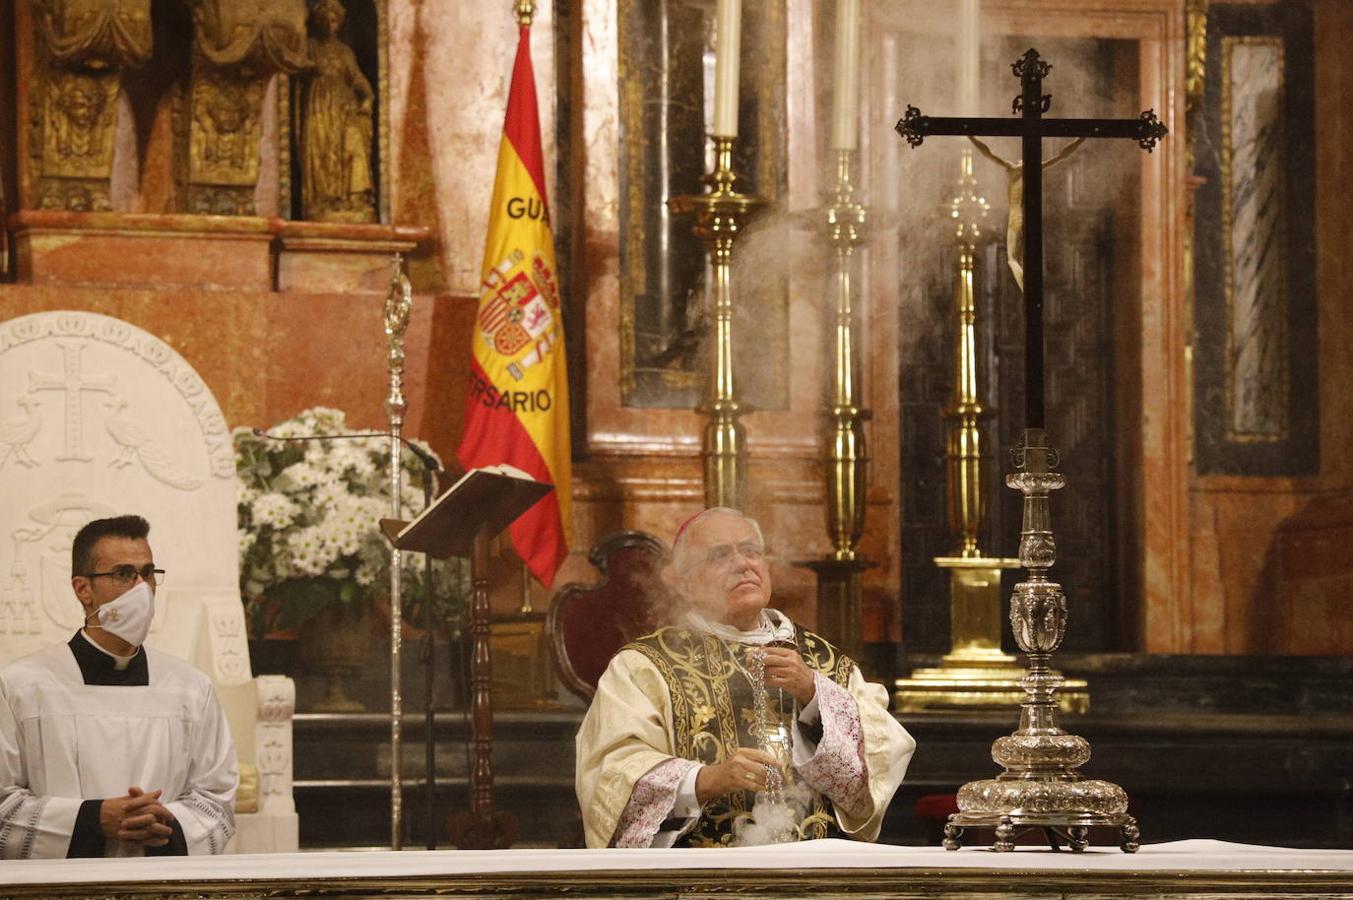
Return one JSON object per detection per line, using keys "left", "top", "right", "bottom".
{"left": 0, "top": 515, "right": 237, "bottom": 858}
{"left": 577, "top": 508, "right": 915, "bottom": 847}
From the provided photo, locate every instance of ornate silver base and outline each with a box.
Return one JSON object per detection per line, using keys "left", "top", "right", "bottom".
{"left": 939, "top": 687, "right": 1139, "bottom": 853}
{"left": 944, "top": 801, "right": 1139, "bottom": 853}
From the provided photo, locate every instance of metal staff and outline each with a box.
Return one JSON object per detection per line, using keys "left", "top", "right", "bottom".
{"left": 383, "top": 252, "right": 413, "bottom": 849}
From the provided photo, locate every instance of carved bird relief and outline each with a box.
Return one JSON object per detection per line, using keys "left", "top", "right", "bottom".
{"left": 0, "top": 396, "right": 42, "bottom": 469}
{"left": 103, "top": 399, "right": 203, "bottom": 490}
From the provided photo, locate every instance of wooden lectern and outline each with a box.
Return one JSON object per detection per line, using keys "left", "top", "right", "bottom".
{"left": 381, "top": 467, "right": 552, "bottom": 850}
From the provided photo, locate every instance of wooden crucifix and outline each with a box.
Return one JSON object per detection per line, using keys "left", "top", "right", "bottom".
{"left": 896, "top": 49, "right": 1167, "bottom": 431}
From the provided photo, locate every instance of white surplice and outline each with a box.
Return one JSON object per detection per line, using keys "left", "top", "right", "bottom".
{"left": 0, "top": 637, "right": 238, "bottom": 858}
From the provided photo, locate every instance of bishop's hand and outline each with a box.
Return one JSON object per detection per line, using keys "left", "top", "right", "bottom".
{"left": 759, "top": 646, "right": 817, "bottom": 705}
{"left": 100, "top": 787, "right": 176, "bottom": 847}
{"left": 694, "top": 748, "right": 784, "bottom": 803}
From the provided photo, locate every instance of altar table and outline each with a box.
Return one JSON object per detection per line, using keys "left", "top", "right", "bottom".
{"left": 6, "top": 839, "right": 1353, "bottom": 898}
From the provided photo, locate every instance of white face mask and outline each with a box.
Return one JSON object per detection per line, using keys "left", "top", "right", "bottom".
{"left": 87, "top": 580, "right": 155, "bottom": 648}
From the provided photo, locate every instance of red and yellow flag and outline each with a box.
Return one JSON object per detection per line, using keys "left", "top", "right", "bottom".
{"left": 457, "top": 16, "right": 571, "bottom": 586}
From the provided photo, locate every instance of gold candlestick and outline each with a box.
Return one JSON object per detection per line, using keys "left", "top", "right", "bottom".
{"left": 896, "top": 150, "right": 1086, "bottom": 712}
{"left": 823, "top": 148, "right": 870, "bottom": 562}
{"left": 943, "top": 429, "right": 1137, "bottom": 853}
{"left": 945, "top": 148, "right": 992, "bottom": 562}
{"left": 797, "top": 149, "right": 873, "bottom": 665}
{"left": 669, "top": 136, "right": 766, "bottom": 509}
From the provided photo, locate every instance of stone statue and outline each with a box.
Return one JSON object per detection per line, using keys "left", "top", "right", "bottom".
{"left": 968, "top": 135, "right": 1085, "bottom": 291}
{"left": 299, "top": 0, "right": 376, "bottom": 223}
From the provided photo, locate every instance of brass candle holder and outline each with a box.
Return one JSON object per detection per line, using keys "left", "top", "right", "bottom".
{"left": 668, "top": 136, "right": 766, "bottom": 510}
{"left": 943, "top": 428, "right": 1137, "bottom": 853}
{"left": 895, "top": 150, "right": 1086, "bottom": 713}
{"left": 797, "top": 148, "right": 873, "bottom": 665}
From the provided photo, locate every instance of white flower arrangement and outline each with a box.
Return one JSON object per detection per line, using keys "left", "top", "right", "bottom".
{"left": 235, "top": 407, "right": 466, "bottom": 634}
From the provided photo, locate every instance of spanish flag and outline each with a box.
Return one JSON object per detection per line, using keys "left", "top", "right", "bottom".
{"left": 457, "top": 14, "right": 571, "bottom": 587}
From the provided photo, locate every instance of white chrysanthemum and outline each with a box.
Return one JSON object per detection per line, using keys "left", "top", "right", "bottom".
{"left": 294, "top": 462, "right": 336, "bottom": 492}
{"left": 317, "top": 494, "right": 368, "bottom": 558}
{"left": 251, "top": 492, "right": 300, "bottom": 529}
{"left": 355, "top": 560, "right": 377, "bottom": 586}
{"left": 238, "top": 407, "right": 468, "bottom": 629}
{"left": 238, "top": 527, "right": 256, "bottom": 560}
{"left": 284, "top": 526, "right": 330, "bottom": 577}
{"left": 311, "top": 479, "right": 348, "bottom": 512}
{"left": 347, "top": 448, "right": 377, "bottom": 478}
{"left": 398, "top": 476, "right": 425, "bottom": 506}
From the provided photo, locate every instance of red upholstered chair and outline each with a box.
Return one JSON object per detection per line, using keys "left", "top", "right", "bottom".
{"left": 548, "top": 531, "right": 674, "bottom": 701}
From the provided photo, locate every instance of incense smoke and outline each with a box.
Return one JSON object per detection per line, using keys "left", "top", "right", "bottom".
{"left": 691, "top": 11, "right": 1143, "bottom": 421}
{"left": 673, "top": 8, "right": 1146, "bottom": 625}
{"left": 732, "top": 780, "right": 813, "bottom": 847}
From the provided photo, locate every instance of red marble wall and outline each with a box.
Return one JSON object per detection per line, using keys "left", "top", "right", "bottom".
{"left": 0, "top": 282, "right": 470, "bottom": 467}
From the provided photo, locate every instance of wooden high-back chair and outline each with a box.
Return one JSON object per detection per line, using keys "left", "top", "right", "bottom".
{"left": 547, "top": 531, "right": 673, "bottom": 701}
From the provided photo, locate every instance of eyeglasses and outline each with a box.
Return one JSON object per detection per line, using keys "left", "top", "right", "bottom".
{"left": 702, "top": 541, "right": 766, "bottom": 568}
{"left": 83, "top": 565, "right": 166, "bottom": 587}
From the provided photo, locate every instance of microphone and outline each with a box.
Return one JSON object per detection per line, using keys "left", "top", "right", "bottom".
{"left": 250, "top": 427, "right": 443, "bottom": 472}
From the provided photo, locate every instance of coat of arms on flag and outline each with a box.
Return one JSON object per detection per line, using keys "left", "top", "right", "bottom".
{"left": 477, "top": 251, "right": 561, "bottom": 382}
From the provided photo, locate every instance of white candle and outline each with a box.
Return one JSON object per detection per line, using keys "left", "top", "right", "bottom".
{"left": 958, "top": 0, "right": 980, "bottom": 116}
{"left": 830, "top": 0, "right": 860, "bottom": 150}
{"left": 712, "top": 0, "right": 742, "bottom": 137}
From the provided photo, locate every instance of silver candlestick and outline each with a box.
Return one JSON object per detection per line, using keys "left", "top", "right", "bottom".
{"left": 943, "top": 428, "right": 1138, "bottom": 853}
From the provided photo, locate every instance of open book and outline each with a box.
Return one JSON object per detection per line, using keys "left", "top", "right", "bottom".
{"left": 379, "top": 464, "right": 553, "bottom": 559}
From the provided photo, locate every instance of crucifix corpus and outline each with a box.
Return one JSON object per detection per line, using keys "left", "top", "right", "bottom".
{"left": 897, "top": 48, "right": 1166, "bottom": 431}
{"left": 895, "top": 48, "right": 1167, "bottom": 853}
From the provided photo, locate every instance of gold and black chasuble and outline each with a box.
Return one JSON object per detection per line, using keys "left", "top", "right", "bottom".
{"left": 624, "top": 626, "right": 855, "bottom": 847}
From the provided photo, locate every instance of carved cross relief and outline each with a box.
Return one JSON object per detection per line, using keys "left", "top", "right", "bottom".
{"left": 0, "top": 311, "right": 235, "bottom": 642}
{"left": 28, "top": 340, "right": 116, "bottom": 461}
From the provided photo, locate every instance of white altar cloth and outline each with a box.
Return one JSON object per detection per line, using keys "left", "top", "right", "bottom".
{"left": 7, "top": 839, "right": 1353, "bottom": 886}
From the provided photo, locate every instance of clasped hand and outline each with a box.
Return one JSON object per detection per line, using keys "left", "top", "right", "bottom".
{"left": 757, "top": 646, "right": 816, "bottom": 705}
{"left": 694, "top": 748, "right": 784, "bottom": 803}
{"left": 100, "top": 786, "right": 175, "bottom": 847}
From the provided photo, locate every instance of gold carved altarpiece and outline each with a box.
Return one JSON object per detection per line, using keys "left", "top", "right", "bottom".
{"left": 178, "top": 0, "right": 309, "bottom": 215}
{"left": 31, "top": 0, "right": 152, "bottom": 212}
{"left": 22, "top": 0, "right": 391, "bottom": 221}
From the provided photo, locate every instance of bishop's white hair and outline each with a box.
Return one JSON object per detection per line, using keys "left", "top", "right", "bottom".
{"left": 670, "top": 507, "right": 766, "bottom": 575}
